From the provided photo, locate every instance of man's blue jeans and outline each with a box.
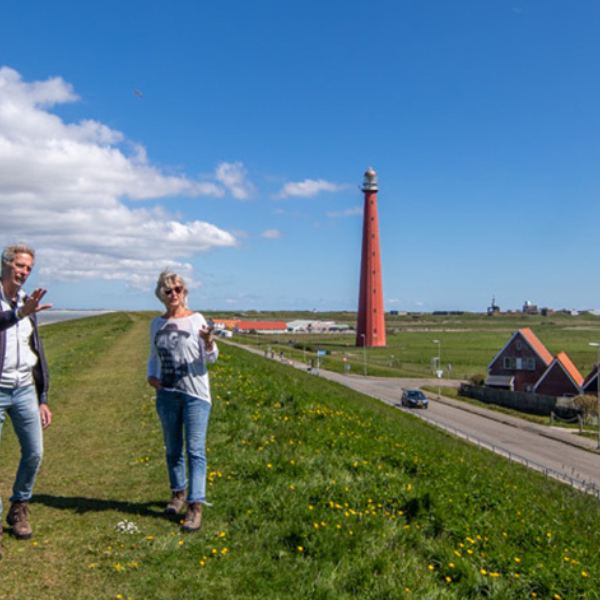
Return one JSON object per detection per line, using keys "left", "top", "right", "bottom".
{"left": 0, "top": 385, "right": 44, "bottom": 515}
{"left": 155, "top": 389, "right": 211, "bottom": 504}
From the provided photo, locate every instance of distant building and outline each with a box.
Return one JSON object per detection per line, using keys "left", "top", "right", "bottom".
{"left": 522, "top": 300, "right": 540, "bottom": 315}
{"left": 211, "top": 319, "right": 240, "bottom": 331}
{"left": 286, "top": 320, "right": 347, "bottom": 333}
{"left": 234, "top": 321, "right": 287, "bottom": 334}
{"left": 487, "top": 296, "right": 500, "bottom": 316}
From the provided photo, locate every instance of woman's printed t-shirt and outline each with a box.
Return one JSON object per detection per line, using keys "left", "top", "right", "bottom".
{"left": 147, "top": 313, "right": 218, "bottom": 402}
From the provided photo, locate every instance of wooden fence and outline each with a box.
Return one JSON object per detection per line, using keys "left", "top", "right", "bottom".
{"left": 458, "top": 384, "right": 578, "bottom": 417}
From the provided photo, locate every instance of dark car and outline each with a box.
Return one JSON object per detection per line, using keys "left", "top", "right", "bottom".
{"left": 401, "top": 389, "right": 428, "bottom": 409}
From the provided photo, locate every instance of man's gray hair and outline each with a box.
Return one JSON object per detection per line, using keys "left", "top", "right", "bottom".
{"left": 1, "top": 243, "right": 35, "bottom": 265}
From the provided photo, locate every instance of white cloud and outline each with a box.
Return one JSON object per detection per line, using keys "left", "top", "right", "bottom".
{"left": 262, "top": 229, "right": 282, "bottom": 239}
{"left": 0, "top": 66, "right": 239, "bottom": 289}
{"left": 215, "top": 161, "right": 255, "bottom": 200}
{"left": 326, "top": 206, "right": 363, "bottom": 218}
{"left": 274, "top": 178, "right": 348, "bottom": 199}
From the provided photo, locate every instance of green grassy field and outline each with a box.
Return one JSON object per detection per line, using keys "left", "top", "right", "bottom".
{"left": 220, "top": 310, "right": 600, "bottom": 380}
{"left": 0, "top": 312, "right": 599, "bottom": 599}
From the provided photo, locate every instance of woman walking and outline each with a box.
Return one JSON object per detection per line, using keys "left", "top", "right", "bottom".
{"left": 147, "top": 270, "right": 218, "bottom": 531}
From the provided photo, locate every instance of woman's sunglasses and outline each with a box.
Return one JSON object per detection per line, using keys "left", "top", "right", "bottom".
{"left": 164, "top": 286, "right": 183, "bottom": 296}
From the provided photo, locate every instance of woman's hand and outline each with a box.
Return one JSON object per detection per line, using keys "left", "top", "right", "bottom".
{"left": 200, "top": 325, "right": 215, "bottom": 349}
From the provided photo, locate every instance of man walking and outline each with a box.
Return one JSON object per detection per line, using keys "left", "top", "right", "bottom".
{"left": 0, "top": 244, "right": 52, "bottom": 559}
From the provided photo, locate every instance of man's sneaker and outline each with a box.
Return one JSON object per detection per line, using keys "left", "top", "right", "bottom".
{"left": 165, "top": 490, "right": 186, "bottom": 515}
{"left": 181, "top": 502, "right": 202, "bottom": 532}
{"left": 7, "top": 501, "right": 32, "bottom": 540}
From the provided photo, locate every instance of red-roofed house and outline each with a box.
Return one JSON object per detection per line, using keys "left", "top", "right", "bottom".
{"left": 486, "top": 328, "right": 553, "bottom": 392}
{"left": 211, "top": 319, "right": 241, "bottom": 331}
{"left": 534, "top": 351, "right": 584, "bottom": 397}
{"left": 234, "top": 321, "right": 288, "bottom": 334}
{"left": 582, "top": 365, "right": 599, "bottom": 395}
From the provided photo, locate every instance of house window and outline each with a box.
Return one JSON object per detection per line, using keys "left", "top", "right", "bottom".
{"left": 525, "top": 358, "right": 535, "bottom": 371}
{"left": 516, "top": 340, "right": 522, "bottom": 350}
{"left": 504, "top": 357, "right": 515, "bottom": 369}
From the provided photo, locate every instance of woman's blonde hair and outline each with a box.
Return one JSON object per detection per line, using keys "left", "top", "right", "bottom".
{"left": 154, "top": 270, "right": 189, "bottom": 307}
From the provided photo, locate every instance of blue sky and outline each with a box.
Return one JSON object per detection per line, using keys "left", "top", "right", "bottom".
{"left": 1, "top": 1, "right": 599, "bottom": 313}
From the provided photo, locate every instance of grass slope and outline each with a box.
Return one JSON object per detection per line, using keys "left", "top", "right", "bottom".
{"left": 0, "top": 312, "right": 598, "bottom": 599}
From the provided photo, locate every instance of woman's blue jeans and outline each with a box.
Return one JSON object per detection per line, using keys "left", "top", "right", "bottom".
{"left": 0, "top": 385, "right": 44, "bottom": 515}
{"left": 155, "top": 389, "right": 211, "bottom": 504}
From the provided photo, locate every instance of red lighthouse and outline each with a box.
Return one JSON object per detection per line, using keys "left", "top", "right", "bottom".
{"left": 356, "top": 168, "right": 386, "bottom": 348}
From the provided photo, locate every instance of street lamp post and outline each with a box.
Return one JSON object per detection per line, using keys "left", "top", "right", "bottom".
{"left": 361, "top": 334, "right": 367, "bottom": 377}
{"left": 589, "top": 342, "right": 600, "bottom": 449}
{"left": 434, "top": 340, "right": 441, "bottom": 399}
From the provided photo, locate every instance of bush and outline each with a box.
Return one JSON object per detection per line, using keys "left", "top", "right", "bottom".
{"left": 572, "top": 394, "right": 598, "bottom": 423}
{"left": 468, "top": 372, "right": 486, "bottom": 386}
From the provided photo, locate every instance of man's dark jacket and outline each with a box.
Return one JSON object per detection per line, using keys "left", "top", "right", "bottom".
{"left": 0, "top": 306, "right": 50, "bottom": 404}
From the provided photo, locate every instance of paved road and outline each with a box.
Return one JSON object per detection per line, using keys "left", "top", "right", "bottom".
{"left": 224, "top": 340, "right": 600, "bottom": 495}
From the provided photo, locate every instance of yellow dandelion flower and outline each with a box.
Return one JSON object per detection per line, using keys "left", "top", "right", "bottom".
{"left": 449, "top": 563, "right": 455, "bottom": 568}
{"left": 445, "top": 576, "right": 452, "bottom": 583}
{"left": 582, "top": 571, "right": 589, "bottom": 577}
{"left": 428, "top": 565, "right": 435, "bottom": 571}
{"left": 199, "top": 561, "right": 205, "bottom": 566}
{"left": 481, "top": 569, "right": 488, "bottom": 576}
{"left": 514, "top": 573, "right": 520, "bottom": 578}
{"left": 514, "top": 557, "right": 521, "bottom": 563}
{"left": 221, "top": 548, "right": 228, "bottom": 555}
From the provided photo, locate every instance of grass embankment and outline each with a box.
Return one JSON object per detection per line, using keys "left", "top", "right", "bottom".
{"left": 0, "top": 312, "right": 599, "bottom": 599}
